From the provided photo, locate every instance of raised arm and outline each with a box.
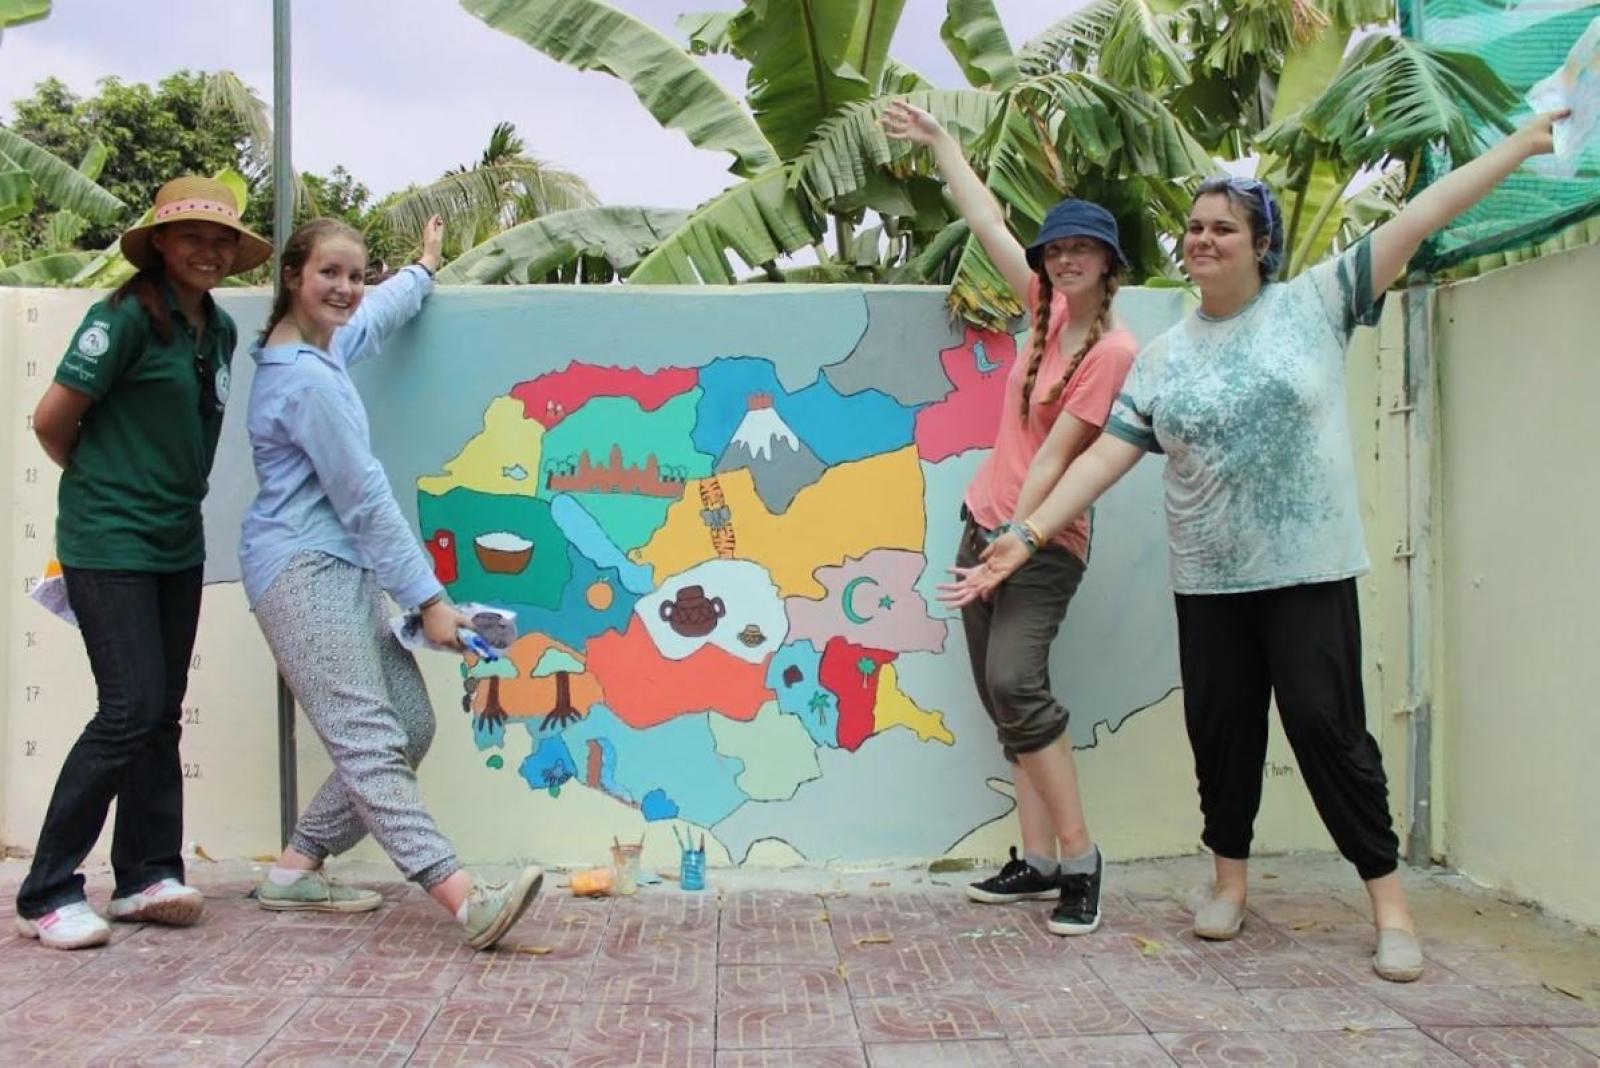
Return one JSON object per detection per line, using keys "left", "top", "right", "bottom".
{"left": 882, "top": 100, "right": 1033, "bottom": 304}
{"left": 335, "top": 214, "right": 446, "bottom": 368}
{"left": 1368, "top": 111, "right": 1564, "bottom": 299}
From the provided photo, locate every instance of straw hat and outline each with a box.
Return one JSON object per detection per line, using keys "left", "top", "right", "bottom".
{"left": 119, "top": 176, "right": 273, "bottom": 274}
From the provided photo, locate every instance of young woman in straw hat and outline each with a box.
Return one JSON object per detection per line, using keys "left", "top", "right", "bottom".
{"left": 16, "top": 176, "right": 271, "bottom": 950}
{"left": 882, "top": 99, "right": 1138, "bottom": 936}
{"left": 238, "top": 215, "right": 543, "bottom": 950}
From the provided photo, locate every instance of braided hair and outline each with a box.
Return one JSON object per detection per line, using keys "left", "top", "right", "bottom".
{"left": 1019, "top": 261, "right": 1120, "bottom": 421}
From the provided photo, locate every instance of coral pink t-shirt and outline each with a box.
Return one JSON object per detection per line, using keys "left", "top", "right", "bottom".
{"left": 964, "top": 280, "right": 1138, "bottom": 563}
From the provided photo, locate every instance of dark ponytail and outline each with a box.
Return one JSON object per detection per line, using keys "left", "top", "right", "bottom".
{"left": 110, "top": 263, "right": 175, "bottom": 345}
{"left": 258, "top": 217, "right": 366, "bottom": 346}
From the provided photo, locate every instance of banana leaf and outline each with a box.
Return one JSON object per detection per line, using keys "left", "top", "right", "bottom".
{"left": 941, "top": 0, "right": 1019, "bottom": 91}
{"left": 438, "top": 206, "right": 689, "bottom": 283}
{"left": 629, "top": 168, "right": 820, "bottom": 285}
{"left": 0, "top": 126, "right": 124, "bottom": 222}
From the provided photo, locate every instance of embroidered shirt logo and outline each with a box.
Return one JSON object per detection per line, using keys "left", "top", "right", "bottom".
{"left": 214, "top": 363, "right": 231, "bottom": 406}
{"left": 76, "top": 324, "right": 111, "bottom": 361}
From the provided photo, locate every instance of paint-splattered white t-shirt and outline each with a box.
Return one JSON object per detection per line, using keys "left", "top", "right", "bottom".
{"left": 1105, "top": 239, "right": 1384, "bottom": 595}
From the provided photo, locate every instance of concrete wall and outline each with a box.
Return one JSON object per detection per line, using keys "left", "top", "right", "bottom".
{"left": 0, "top": 283, "right": 1403, "bottom": 878}
{"left": 1434, "top": 242, "right": 1600, "bottom": 926}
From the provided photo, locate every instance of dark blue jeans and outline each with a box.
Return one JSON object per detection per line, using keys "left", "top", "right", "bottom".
{"left": 17, "top": 565, "right": 203, "bottom": 917}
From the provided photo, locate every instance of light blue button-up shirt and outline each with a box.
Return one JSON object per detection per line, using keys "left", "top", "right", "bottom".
{"left": 238, "top": 265, "right": 444, "bottom": 610}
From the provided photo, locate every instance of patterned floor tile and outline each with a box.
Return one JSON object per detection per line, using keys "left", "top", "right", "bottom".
{"left": 568, "top": 1000, "right": 715, "bottom": 1064}
{"left": 317, "top": 950, "right": 468, "bottom": 998}
{"left": 852, "top": 992, "right": 1006, "bottom": 1043}
{"left": 1118, "top": 988, "right": 1276, "bottom": 1033}
{"left": 1490, "top": 985, "right": 1600, "bottom": 1027}
{"left": 587, "top": 952, "right": 718, "bottom": 1005}
{"left": 1157, "top": 1030, "right": 1303, "bottom": 1066}
{"left": 719, "top": 964, "right": 848, "bottom": 1008}
{"left": 720, "top": 924, "right": 840, "bottom": 966}
{"left": 863, "top": 1039, "right": 1010, "bottom": 1066}
{"left": 1010, "top": 1033, "right": 1181, "bottom": 1066}
{"left": 1242, "top": 986, "right": 1416, "bottom": 1032}
{"left": 85, "top": 1033, "right": 272, "bottom": 1067}
{"left": 133, "top": 916, "right": 266, "bottom": 954}
{"left": 243, "top": 1037, "right": 413, "bottom": 1066}
{"left": 454, "top": 953, "right": 591, "bottom": 1002}
{"left": 1083, "top": 946, "right": 1234, "bottom": 992}
{"left": 510, "top": 907, "right": 608, "bottom": 963}
{"left": 611, "top": 892, "right": 719, "bottom": 929}
{"left": 722, "top": 891, "right": 828, "bottom": 932}
{"left": 717, "top": 996, "right": 861, "bottom": 1049}
{"left": 716, "top": 1048, "right": 867, "bottom": 1068}
{"left": 1375, "top": 984, "right": 1589, "bottom": 1028}
{"left": 828, "top": 901, "right": 952, "bottom": 944}
{"left": 942, "top": 910, "right": 1057, "bottom": 949}
{"left": 1276, "top": 1028, "right": 1470, "bottom": 1066}
{"left": 0, "top": 941, "right": 93, "bottom": 985}
{"left": 986, "top": 983, "right": 1146, "bottom": 1038}
{"left": 38, "top": 944, "right": 214, "bottom": 994}
{"left": 1555, "top": 1028, "right": 1600, "bottom": 1056}
{"left": 1201, "top": 950, "right": 1353, "bottom": 991}
{"left": 951, "top": 929, "right": 1098, "bottom": 993}
{"left": 839, "top": 935, "right": 976, "bottom": 999}
{"left": 600, "top": 912, "right": 719, "bottom": 963}
{"left": 0, "top": 986, "right": 176, "bottom": 1038}
{"left": 421, "top": 997, "right": 576, "bottom": 1046}
{"left": 281, "top": 995, "right": 438, "bottom": 1045}
{"left": 1426, "top": 1026, "right": 1600, "bottom": 1067}
{"left": 188, "top": 950, "right": 341, "bottom": 995}
{"left": 8, "top": 1032, "right": 152, "bottom": 1067}
{"left": 235, "top": 922, "right": 377, "bottom": 958}
{"left": 406, "top": 1044, "right": 565, "bottom": 1067}
{"left": 136, "top": 992, "right": 306, "bottom": 1040}
{"left": 1245, "top": 894, "right": 1367, "bottom": 928}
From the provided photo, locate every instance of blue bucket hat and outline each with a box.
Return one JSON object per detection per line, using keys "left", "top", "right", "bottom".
{"left": 1025, "top": 198, "right": 1128, "bottom": 271}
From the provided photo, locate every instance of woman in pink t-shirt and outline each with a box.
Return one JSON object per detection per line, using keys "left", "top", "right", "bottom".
{"left": 883, "top": 101, "right": 1138, "bottom": 936}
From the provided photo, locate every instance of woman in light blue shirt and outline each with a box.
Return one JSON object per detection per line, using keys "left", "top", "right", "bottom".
{"left": 239, "top": 215, "right": 541, "bottom": 950}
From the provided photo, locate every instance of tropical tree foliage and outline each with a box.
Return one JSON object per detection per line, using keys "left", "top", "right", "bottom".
{"left": 454, "top": 0, "right": 1519, "bottom": 327}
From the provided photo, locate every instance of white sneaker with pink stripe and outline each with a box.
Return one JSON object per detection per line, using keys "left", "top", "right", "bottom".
{"left": 13, "top": 901, "right": 110, "bottom": 950}
{"left": 106, "top": 878, "right": 204, "bottom": 926}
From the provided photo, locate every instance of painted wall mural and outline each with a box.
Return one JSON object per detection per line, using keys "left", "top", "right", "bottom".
{"left": 8, "top": 285, "right": 1192, "bottom": 866}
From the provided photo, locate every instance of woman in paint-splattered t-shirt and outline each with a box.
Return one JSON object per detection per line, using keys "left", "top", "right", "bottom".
{"left": 943, "top": 110, "right": 1568, "bottom": 985}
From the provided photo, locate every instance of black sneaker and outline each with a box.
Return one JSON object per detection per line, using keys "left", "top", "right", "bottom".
{"left": 1047, "top": 847, "right": 1103, "bottom": 935}
{"left": 965, "top": 847, "right": 1060, "bottom": 904}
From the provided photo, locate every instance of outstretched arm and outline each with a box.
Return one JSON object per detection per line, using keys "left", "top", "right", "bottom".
{"left": 882, "top": 100, "right": 1033, "bottom": 304}
{"left": 1368, "top": 111, "right": 1564, "bottom": 298}
{"left": 941, "top": 433, "right": 1144, "bottom": 606}
{"left": 336, "top": 214, "right": 446, "bottom": 367}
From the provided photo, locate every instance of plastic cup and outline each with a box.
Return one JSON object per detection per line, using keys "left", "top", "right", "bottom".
{"left": 610, "top": 842, "right": 642, "bottom": 895}
{"left": 680, "top": 848, "right": 706, "bottom": 892}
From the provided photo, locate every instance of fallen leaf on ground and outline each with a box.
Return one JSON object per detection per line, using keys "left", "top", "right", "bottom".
{"left": 1344, "top": 1025, "right": 1371, "bottom": 1035}
{"left": 1132, "top": 935, "right": 1164, "bottom": 956}
{"left": 1261, "top": 873, "right": 1278, "bottom": 880}
{"left": 870, "top": 881, "right": 891, "bottom": 887}
{"left": 1289, "top": 920, "right": 1319, "bottom": 930}
{"left": 251, "top": 853, "right": 278, "bottom": 863}
{"left": 1544, "top": 981, "right": 1586, "bottom": 1000}
{"left": 192, "top": 844, "right": 218, "bottom": 863}
{"left": 515, "top": 946, "right": 554, "bottom": 956}
{"left": 855, "top": 935, "right": 894, "bottom": 946}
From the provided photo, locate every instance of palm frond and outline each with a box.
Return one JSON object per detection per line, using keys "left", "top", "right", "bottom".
{"left": 879, "top": 58, "right": 933, "bottom": 94}
{"left": 385, "top": 158, "right": 599, "bottom": 238}
{"left": 729, "top": 0, "right": 910, "bottom": 160}
{"left": 940, "top": 0, "right": 1019, "bottom": 91}
{"left": 437, "top": 205, "right": 689, "bottom": 283}
{"left": 789, "top": 89, "right": 1000, "bottom": 214}
{"left": 1262, "top": 35, "right": 1518, "bottom": 168}
{"left": 0, "top": 250, "right": 93, "bottom": 286}
{"left": 0, "top": 126, "right": 124, "bottom": 222}
{"left": 462, "top": 0, "right": 778, "bottom": 176}
{"left": 1099, "top": 0, "right": 1192, "bottom": 91}
{"left": 1015, "top": 0, "right": 1117, "bottom": 76}
{"left": 0, "top": 164, "right": 33, "bottom": 225}
{"left": 629, "top": 169, "right": 821, "bottom": 285}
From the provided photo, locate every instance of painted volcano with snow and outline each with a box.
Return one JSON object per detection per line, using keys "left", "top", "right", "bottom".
{"left": 715, "top": 393, "right": 826, "bottom": 514}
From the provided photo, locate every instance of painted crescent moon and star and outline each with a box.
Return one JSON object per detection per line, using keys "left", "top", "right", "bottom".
{"left": 842, "top": 575, "right": 892, "bottom": 625}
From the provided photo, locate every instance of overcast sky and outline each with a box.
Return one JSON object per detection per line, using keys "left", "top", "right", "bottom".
{"left": 0, "top": 1, "right": 1077, "bottom": 211}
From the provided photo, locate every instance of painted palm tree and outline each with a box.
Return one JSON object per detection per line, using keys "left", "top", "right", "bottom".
{"left": 445, "top": 0, "right": 1518, "bottom": 328}
{"left": 384, "top": 121, "right": 600, "bottom": 262}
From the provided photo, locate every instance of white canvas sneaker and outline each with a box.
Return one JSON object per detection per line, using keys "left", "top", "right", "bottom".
{"left": 106, "top": 878, "right": 204, "bottom": 926}
{"left": 13, "top": 901, "right": 111, "bottom": 949}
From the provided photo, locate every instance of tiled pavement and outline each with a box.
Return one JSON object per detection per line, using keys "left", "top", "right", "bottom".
{"left": 2, "top": 854, "right": 1598, "bottom": 1066}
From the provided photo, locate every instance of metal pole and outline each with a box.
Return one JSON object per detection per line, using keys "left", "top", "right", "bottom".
{"left": 272, "top": 0, "right": 298, "bottom": 849}
{"left": 1402, "top": 280, "right": 1436, "bottom": 868}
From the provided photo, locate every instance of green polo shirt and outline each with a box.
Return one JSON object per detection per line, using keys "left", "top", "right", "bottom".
{"left": 54, "top": 283, "right": 236, "bottom": 571}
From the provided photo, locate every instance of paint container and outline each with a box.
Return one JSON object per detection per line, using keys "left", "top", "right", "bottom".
{"left": 680, "top": 847, "right": 706, "bottom": 892}
{"left": 610, "top": 841, "right": 643, "bottom": 896}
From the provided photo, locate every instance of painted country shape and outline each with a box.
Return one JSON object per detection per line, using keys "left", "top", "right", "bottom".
{"left": 708, "top": 700, "right": 821, "bottom": 802}
{"left": 550, "top": 494, "right": 655, "bottom": 594}
{"left": 763, "top": 640, "right": 836, "bottom": 749}
{"left": 817, "top": 637, "right": 897, "bottom": 752}
{"left": 637, "top": 449, "right": 925, "bottom": 599}
{"left": 418, "top": 489, "right": 571, "bottom": 609}
{"left": 693, "top": 357, "right": 916, "bottom": 467}
{"left": 640, "top": 559, "right": 787, "bottom": 664}
{"left": 509, "top": 543, "right": 638, "bottom": 652}
{"left": 561, "top": 704, "right": 748, "bottom": 827}
{"left": 873, "top": 663, "right": 954, "bottom": 745}
{"left": 519, "top": 735, "right": 579, "bottom": 795}
{"left": 511, "top": 364, "right": 699, "bottom": 429}
{"left": 786, "top": 549, "right": 946, "bottom": 654}
{"left": 470, "top": 633, "right": 604, "bottom": 734}
{"left": 418, "top": 395, "right": 545, "bottom": 497}
{"left": 915, "top": 327, "right": 1020, "bottom": 462}
{"left": 583, "top": 616, "right": 773, "bottom": 729}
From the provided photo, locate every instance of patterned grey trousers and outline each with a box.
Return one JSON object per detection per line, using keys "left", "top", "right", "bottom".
{"left": 254, "top": 551, "right": 459, "bottom": 889}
